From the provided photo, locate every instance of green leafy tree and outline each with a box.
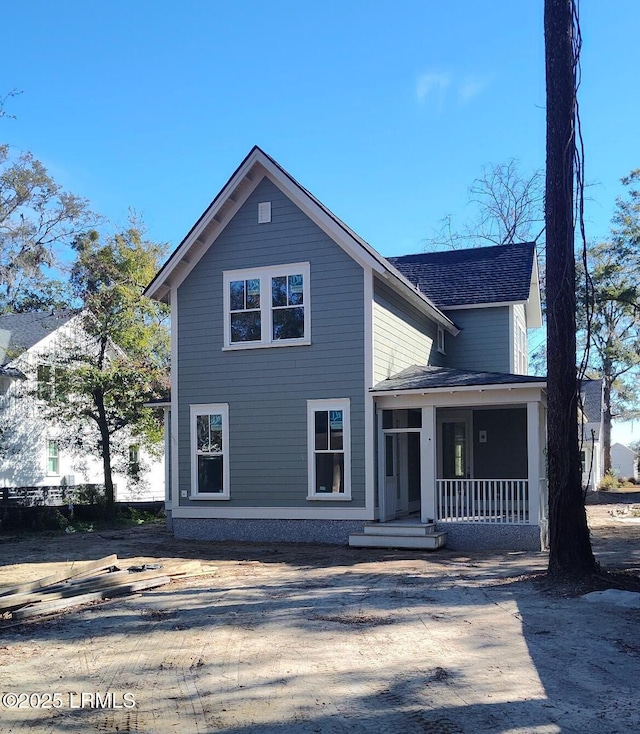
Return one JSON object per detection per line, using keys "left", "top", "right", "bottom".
{"left": 41, "top": 225, "right": 170, "bottom": 516}
{"left": 578, "top": 171, "right": 640, "bottom": 471}
{"left": 0, "top": 144, "right": 96, "bottom": 311}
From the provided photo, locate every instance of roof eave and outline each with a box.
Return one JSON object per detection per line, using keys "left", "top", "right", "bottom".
{"left": 370, "top": 380, "right": 548, "bottom": 397}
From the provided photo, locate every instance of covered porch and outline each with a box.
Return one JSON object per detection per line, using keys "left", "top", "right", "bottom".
{"left": 364, "top": 366, "right": 547, "bottom": 550}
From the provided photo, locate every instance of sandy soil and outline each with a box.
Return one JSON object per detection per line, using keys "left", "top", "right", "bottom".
{"left": 0, "top": 500, "right": 639, "bottom": 733}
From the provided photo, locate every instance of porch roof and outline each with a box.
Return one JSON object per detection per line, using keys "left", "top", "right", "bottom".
{"left": 371, "top": 365, "right": 547, "bottom": 394}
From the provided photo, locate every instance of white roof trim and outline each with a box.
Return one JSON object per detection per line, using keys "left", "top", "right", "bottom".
{"left": 370, "top": 381, "right": 547, "bottom": 397}
{"left": 144, "top": 147, "right": 458, "bottom": 333}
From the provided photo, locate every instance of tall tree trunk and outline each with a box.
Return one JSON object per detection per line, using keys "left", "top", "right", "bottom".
{"left": 545, "top": 0, "right": 597, "bottom": 577}
{"left": 94, "top": 389, "right": 116, "bottom": 519}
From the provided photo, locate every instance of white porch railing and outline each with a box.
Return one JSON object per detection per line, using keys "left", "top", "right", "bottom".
{"left": 436, "top": 479, "right": 530, "bottom": 524}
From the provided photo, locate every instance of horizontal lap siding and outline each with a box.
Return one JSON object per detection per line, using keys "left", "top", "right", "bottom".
{"left": 373, "top": 278, "right": 442, "bottom": 383}
{"left": 443, "top": 307, "right": 511, "bottom": 373}
{"left": 177, "top": 176, "right": 365, "bottom": 509}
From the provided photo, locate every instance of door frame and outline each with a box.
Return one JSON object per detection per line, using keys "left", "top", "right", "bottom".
{"left": 378, "top": 410, "right": 422, "bottom": 522}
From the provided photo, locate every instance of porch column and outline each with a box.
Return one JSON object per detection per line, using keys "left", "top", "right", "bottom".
{"left": 527, "top": 401, "right": 541, "bottom": 525}
{"left": 421, "top": 406, "right": 437, "bottom": 524}
{"left": 164, "top": 408, "right": 171, "bottom": 506}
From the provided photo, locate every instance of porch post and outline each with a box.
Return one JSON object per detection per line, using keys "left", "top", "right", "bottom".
{"left": 527, "top": 401, "right": 541, "bottom": 525}
{"left": 421, "top": 406, "right": 437, "bottom": 524}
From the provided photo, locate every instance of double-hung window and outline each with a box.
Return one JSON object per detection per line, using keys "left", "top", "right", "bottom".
{"left": 47, "top": 439, "right": 60, "bottom": 476}
{"left": 307, "top": 399, "right": 351, "bottom": 499}
{"left": 190, "top": 404, "right": 229, "bottom": 498}
{"left": 224, "top": 263, "right": 310, "bottom": 348}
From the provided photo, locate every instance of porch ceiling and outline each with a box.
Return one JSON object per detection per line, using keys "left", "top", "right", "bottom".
{"left": 371, "top": 365, "right": 547, "bottom": 394}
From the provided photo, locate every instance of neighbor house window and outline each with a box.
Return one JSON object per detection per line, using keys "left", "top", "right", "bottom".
{"left": 224, "top": 263, "right": 310, "bottom": 348}
{"left": 307, "top": 399, "right": 351, "bottom": 499}
{"left": 47, "top": 439, "right": 60, "bottom": 475}
{"left": 437, "top": 326, "right": 445, "bottom": 354}
{"left": 128, "top": 445, "right": 140, "bottom": 477}
{"left": 190, "top": 404, "right": 229, "bottom": 498}
{"left": 37, "top": 364, "right": 64, "bottom": 400}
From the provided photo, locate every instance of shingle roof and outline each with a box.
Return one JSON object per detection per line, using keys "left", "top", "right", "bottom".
{"left": 372, "top": 365, "right": 546, "bottom": 393}
{"left": 0, "top": 310, "right": 78, "bottom": 366}
{"left": 580, "top": 379, "right": 603, "bottom": 424}
{"left": 387, "top": 243, "right": 536, "bottom": 308}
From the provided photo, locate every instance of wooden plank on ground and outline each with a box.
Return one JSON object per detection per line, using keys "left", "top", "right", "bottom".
{"left": 0, "top": 554, "right": 118, "bottom": 597}
{"left": 12, "top": 575, "right": 171, "bottom": 620}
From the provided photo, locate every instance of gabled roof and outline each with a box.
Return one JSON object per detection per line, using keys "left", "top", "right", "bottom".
{"left": 0, "top": 310, "right": 78, "bottom": 366}
{"left": 144, "top": 146, "right": 459, "bottom": 334}
{"left": 388, "top": 243, "right": 542, "bottom": 327}
{"left": 371, "top": 365, "right": 546, "bottom": 394}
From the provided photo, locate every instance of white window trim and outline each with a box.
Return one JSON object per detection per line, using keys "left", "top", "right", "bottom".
{"left": 437, "top": 325, "right": 446, "bottom": 354}
{"left": 307, "top": 398, "right": 352, "bottom": 501}
{"left": 223, "top": 262, "right": 311, "bottom": 350}
{"left": 47, "top": 438, "right": 60, "bottom": 477}
{"left": 190, "top": 403, "right": 230, "bottom": 499}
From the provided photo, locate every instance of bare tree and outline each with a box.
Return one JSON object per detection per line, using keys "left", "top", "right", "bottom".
{"left": 425, "top": 160, "right": 544, "bottom": 251}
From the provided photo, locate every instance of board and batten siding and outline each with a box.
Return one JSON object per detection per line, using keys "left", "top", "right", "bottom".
{"left": 372, "top": 277, "right": 443, "bottom": 384}
{"left": 176, "top": 176, "right": 366, "bottom": 510}
{"left": 442, "top": 306, "right": 511, "bottom": 373}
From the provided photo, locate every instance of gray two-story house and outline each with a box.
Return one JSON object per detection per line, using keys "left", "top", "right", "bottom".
{"left": 145, "top": 147, "right": 547, "bottom": 550}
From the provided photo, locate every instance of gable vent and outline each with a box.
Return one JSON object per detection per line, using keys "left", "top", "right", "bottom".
{"left": 258, "top": 201, "right": 272, "bottom": 224}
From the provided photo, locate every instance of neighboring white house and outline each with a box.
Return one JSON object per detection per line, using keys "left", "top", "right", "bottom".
{"left": 579, "top": 379, "right": 605, "bottom": 491}
{"left": 0, "top": 310, "right": 164, "bottom": 501}
{"left": 611, "top": 442, "right": 639, "bottom": 482}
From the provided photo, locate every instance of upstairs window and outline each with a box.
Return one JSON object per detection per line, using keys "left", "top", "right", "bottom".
{"left": 37, "top": 364, "right": 64, "bottom": 400}
{"left": 224, "top": 263, "right": 310, "bottom": 349}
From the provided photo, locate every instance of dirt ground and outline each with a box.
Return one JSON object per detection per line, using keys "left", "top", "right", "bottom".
{"left": 0, "top": 497, "right": 639, "bottom": 734}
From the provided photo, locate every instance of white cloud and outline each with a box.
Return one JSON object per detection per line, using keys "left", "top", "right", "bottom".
{"left": 458, "top": 76, "right": 490, "bottom": 105}
{"left": 416, "top": 72, "right": 452, "bottom": 105}
{"left": 416, "top": 71, "right": 490, "bottom": 109}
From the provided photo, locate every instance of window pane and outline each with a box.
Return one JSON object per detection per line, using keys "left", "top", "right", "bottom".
{"left": 230, "top": 280, "right": 245, "bottom": 311}
{"left": 329, "top": 410, "right": 343, "bottom": 450}
{"left": 271, "top": 276, "right": 287, "bottom": 307}
{"left": 315, "top": 453, "right": 344, "bottom": 493}
{"left": 272, "top": 307, "right": 304, "bottom": 340}
{"left": 246, "top": 279, "right": 261, "bottom": 309}
{"left": 209, "top": 414, "right": 223, "bottom": 452}
{"left": 288, "top": 274, "right": 304, "bottom": 305}
{"left": 198, "top": 455, "right": 224, "bottom": 493}
{"left": 382, "top": 410, "right": 393, "bottom": 430}
{"left": 315, "top": 411, "right": 328, "bottom": 451}
{"left": 197, "top": 415, "right": 209, "bottom": 451}
{"left": 231, "top": 312, "right": 262, "bottom": 342}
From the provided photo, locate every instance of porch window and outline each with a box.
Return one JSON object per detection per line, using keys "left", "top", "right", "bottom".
{"left": 223, "top": 263, "right": 310, "bottom": 348}
{"left": 190, "top": 403, "right": 230, "bottom": 498}
{"left": 307, "top": 398, "right": 351, "bottom": 499}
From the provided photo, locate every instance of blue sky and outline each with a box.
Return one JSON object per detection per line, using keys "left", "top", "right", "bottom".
{"left": 2, "top": 0, "right": 638, "bottom": 442}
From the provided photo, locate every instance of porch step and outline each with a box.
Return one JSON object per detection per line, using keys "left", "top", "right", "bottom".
{"left": 362, "top": 522, "right": 437, "bottom": 537}
{"left": 349, "top": 531, "right": 447, "bottom": 550}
